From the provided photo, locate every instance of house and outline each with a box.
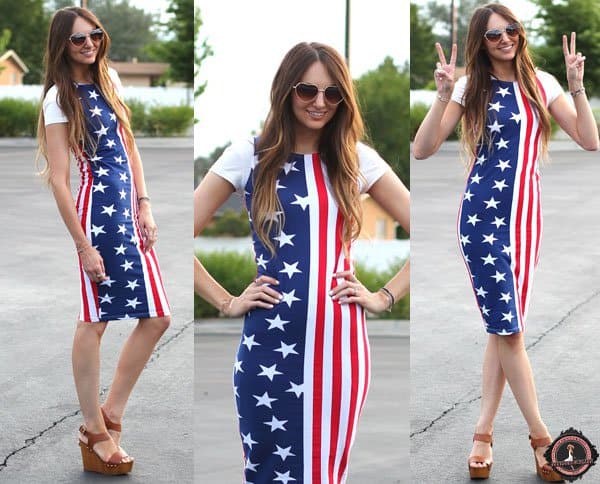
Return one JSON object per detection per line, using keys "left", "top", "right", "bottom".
{"left": 359, "top": 194, "right": 397, "bottom": 240}
{"left": 0, "top": 50, "right": 28, "bottom": 85}
{"left": 108, "top": 59, "right": 169, "bottom": 87}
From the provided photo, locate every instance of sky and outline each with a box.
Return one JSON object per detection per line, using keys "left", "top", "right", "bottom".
{"left": 194, "top": 0, "right": 410, "bottom": 158}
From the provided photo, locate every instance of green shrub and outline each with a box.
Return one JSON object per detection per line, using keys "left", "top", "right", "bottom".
{"left": 0, "top": 98, "right": 39, "bottom": 136}
{"left": 194, "top": 251, "right": 409, "bottom": 320}
{"left": 125, "top": 98, "right": 147, "bottom": 134}
{"left": 144, "top": 105, "right": 193, "bottom": 136}
{"left": 202, "top": 209, "right": 251, "bottom": 237}
{"left": 410, "top": 100, "right": 460, "bottom": 141}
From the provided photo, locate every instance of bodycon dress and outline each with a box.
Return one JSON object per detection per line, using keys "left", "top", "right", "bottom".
{"left": 43, "top": 69, "right": 170, "bottom": 323}
{"left": 210, "top": 139, "right": 389, "bottom": 483}
{"left": 454, "top": 71, "right": 562, "bottom": 334}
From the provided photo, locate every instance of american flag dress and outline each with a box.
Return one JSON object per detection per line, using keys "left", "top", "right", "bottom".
{"left": 42, "top": 70, "right": 170, "bottom": 323}
{"left": 453, "top": 71, "right": 562, "bottom": 335}
{"left": 210, "top": 139, "right": 389, "bottom": 484}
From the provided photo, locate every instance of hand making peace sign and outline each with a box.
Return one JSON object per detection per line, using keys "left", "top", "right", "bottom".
{"left": 562, "top": 32, "right": 585, "bottom": 87}
{"left": 434, "top": 42, "right": 457, "bottom": 96}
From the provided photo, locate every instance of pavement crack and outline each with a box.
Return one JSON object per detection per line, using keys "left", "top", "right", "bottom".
{"left": 0, "top": 319, "right": 193, "bottom": 472}
{"left": 411, "top": 290, "right": 600, "bottom": 439}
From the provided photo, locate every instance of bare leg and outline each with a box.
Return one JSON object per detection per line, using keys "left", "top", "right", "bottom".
{"left": 102, "top": 316, "right": 171, "bottom": 446}
{"left": 469, "top": 335, "right": 506, "bottom": 468}
{"left": 72, "top": 321, "right": 126, "bottom": 461}
{"left": 495, "top": 333, "right": 551, "bottom": 466}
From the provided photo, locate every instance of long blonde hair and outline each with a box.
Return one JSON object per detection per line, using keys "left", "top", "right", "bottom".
{"left": 461, "top": 3, "right": 551, "bottom": 163}
{"left": 37, "top": 7, "right": 134, "bottom": 175}
{"left": 254, "top": 42, "right": 365, "bottom": 255}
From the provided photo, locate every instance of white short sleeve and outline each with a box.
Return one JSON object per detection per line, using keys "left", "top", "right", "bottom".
{"left": 108, "top": 67, "right": 124, "bottom": 96}
{"left": 451, "top": 76, "right": 468, "bottom": 106}
{"left": 209, "top": 138, "right": 256, "bottom": 192}
{"left": 536, "top": 70, "right": 563, "bottom": 106}
{"left": 357, "top": 142, "right": 390, "bottom": 193}
{"left": 43, "top": 85, "right": 68, "bottom": 125}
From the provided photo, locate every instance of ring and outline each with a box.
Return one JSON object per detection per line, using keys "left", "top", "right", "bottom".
{"left": 96, "top": 273, "right": 103, "bottom": 278}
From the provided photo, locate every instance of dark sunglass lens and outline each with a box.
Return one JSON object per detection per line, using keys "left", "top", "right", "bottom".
{"left": 296, "top": 83, "right": 318, "bottom": 100}
{"left": 485, "top": 30, "right": 502, "bottom": 41}
{"left": 325, "top": 87, "right": 342, "bottom": 104}
{"left": 505, "top": 25, "right": 519, "bottom": 37}
{"left": 90, "top": 30, "right": 104, "bottom": 41}
{"left": 70, "top": 34, "right": 87, "bottom": 45}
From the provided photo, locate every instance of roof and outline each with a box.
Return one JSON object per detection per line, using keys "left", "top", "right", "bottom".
{"left": 108, "top": 60, "right": 169, "bottom": 76}
{"left": 0, "top": 50, "right": 29, "bottom": 73}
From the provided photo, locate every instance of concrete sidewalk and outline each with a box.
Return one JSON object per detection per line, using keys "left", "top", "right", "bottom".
{"left": 411, "top": 145, "right": 600, "bottom": 482}
{"left": 0, "top": 143, "right": 194, "bottom": 482}
{"left": 195, "top": 318, "right": 409, "bottom": 483}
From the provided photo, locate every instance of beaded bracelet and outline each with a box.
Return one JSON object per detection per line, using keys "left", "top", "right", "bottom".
{"left": 138, "top": 196, "right": 151, "bottom": 204}
{"left": 437, "top": 94, "right": 450, "bottom": 103}
{"left": 379, "top": 287, "right": 395, "bottom": 312}
{"left": 570, "top": 87, "right": 585, "bottom": 98}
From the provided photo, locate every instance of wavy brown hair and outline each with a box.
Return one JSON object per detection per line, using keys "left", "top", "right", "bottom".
{"left": 36, "top": 7, "right": 134, "bottom": 176}
{"left": 254, "top": 42, "right": 365, "bottom": 255}
{"left": 461, "top": 3, "right": 551, "bottom": 163}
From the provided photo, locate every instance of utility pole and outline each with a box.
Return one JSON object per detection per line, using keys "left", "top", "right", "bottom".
{"left": 450, "top": 0, "right": 457, "bottom": 47}
{"left": 345, "top": 0, "right": 350, "bottom": 67}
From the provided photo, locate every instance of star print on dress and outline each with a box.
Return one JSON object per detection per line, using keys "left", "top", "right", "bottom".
{"left": 72, "top": 81, "right": 169, "bottom": 322}
{"left": 230, "top": 148, "right": 371, "bottom": 483}
{"left": 457, "top": 74, "right": 553, "bottom": 334}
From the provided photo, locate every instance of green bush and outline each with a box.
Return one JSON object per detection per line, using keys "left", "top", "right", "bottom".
{"left": 194, "top": 251, "right": 409, "bottom": 320}
{"left": 125, "top": 98, "right": 147, "bottom": 134}
{"left": 144, "top": 105, "right": 193, "bottom": 136}
{"left": 202, "top": 209, "right": 251, "bottom": 237}
{"left": 410, "top": 100, "right": 460, "bottom": 141}
{"left": 0, "top": 98, "right": 39, "bottom": 136}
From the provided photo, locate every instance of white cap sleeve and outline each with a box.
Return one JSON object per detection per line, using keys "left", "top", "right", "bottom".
{"left": 357, "top": 142, "right": 390, "bottom": 193}
{"left": 451, "top": 75, "right": 467, "bottom": 106}
{"left": 208, "top": 138, "right": 256, "bottom": 192}
{"left": 42, "top": 85, "right": 68, "bottom": 125}
{"left": 108, "top": 67, "right": 124, "bottom": 96}
{"left": 536, "top": 70, "right": 563, "bottom": 106}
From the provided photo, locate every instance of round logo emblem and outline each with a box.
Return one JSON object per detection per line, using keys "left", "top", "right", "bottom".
{"left": 544, "top": 428, "right": 598, "bottom": 481}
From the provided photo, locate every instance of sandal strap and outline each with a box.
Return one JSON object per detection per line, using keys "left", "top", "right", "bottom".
{"left": 101, "top": 408, "right": 122, "bottom": 433}
{"left": 529, "top": 435, "right": 552, "bottom": 449}
{"left": 473, "top": 433, "right": 493, "bottom": 445}
{"left": 79, "top": 425, "right": 111, "bottom": 448}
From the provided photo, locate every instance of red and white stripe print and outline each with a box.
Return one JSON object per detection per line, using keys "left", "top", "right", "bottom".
{"left": 303, "top": 153, "right": 370, "bottom": 484}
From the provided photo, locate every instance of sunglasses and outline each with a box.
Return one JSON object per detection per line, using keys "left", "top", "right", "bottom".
{"left": 484, "top": 23, "right": 520, "bottom": 42}
{"left": 69, "top": 28, "right": 104, "bottom": 46}
{"left": 292, "top": 82, "right": 344, "bottom": 105}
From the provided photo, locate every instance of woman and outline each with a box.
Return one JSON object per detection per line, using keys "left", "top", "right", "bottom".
{"left": 413, "top": 3, "right": 598, "bottom": 481}
{"left": 37, "top": 7, "right": 171, "bottom": 475}
{"left": 194, "top": 42, "right": 410, "bottom": 483}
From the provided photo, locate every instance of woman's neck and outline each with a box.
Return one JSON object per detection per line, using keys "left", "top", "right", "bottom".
{"left": 489, "top": 59, "right": 516, "bottom": 82}
{"left": 71, "top": 65, "right": 93, "bottom": 84}
{"left": 294, "top": 124, "right": 321, "bottom": 154}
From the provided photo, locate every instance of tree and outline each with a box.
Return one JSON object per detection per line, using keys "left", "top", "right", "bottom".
{"left": 356, "top": 57, "right": 410, "bottom": 189}
{"left": 410, "top": 3, "right": 437, "bottom": 89}
{"left": 0, "top": 0, "right": 48, "bottom": 83}
{"left": 532, "top": 0, "right": 600, "bottom": 97}
{"left": 195, "top": 7, "right": 212, "bottom": 98}
{"left": 194, "top": 142, "right": 229, "bottom": 186}
{"left": 88, "top": 0, "right": 159, "bottom": 62}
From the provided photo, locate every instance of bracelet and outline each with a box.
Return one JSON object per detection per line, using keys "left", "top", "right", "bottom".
{"left": 137, "top": 196, "right": 151, "bottom": 204}
{"left": 379, "top": 287, "right": 395, "bottom": 312}
{"left": 570, "top": 87, "right": 585, "bottom": 98}
{"left": 437, "top": 94, "right": 450, "bottom": 103}
{"left": 76, "top": 242, "right": 91, "bottom": 254}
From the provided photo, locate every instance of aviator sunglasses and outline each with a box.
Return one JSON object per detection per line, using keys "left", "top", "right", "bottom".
{"left": 292, "top": 82, "right": 344, "bottom": 105}
{"left": 484, "top": 23, "right": 520, "bottom": 42}
{"left": 69, "top": 28, "right": 104, "bottom": 46}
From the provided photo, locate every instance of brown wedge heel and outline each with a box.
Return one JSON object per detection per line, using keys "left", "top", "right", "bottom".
{"left": 78, "top": 425, "right": 133, "bottom": 475}
{"left": 468, "top": 433, "right": 493, "bottom": 480}
{"left": 529, "top": 435, "right": 564, "bottom": 482}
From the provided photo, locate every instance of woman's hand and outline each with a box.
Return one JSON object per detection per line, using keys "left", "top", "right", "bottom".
{"left": 434, "top": 42, "right": 457, "bottom": 97}
{"left": 563, "top": 32, "right": 585, "bottom": 88}
{"left": 329, "top": 270, "right": 391, "bottom": 314}
{"left": 79, "top": 245, "right": 108, "bottom": 284}
{"left": 137, "top": 202, "right": 157, "bottom": 252}
{"left": 223, "top": 275, "right": 283, "bottom": 318}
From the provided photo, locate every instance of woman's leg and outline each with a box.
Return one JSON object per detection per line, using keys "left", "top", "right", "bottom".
{"left": 495, "top": 333, "right": 551, "bottom": 465}
{"left": 469, "top": 335, "right": 506, "bottom": 467}
{"left": 72, "top": 320, "right": 125, "bottom": 461}
{"left": 101, "top": 315, "right": 171, "bottom": 445}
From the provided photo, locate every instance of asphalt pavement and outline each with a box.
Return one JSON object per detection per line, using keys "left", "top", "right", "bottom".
{"left": 0, "top": 138, "right": 194, "bottom": 483}
{"left": 410, "top": 141, "right": 600, "bottom": 482}
{"left": 195, "top": 319, "right": 409, "bottom": 484}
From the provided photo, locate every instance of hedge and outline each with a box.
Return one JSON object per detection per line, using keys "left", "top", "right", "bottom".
{"left": 194, "top": 250, "right": 409, "bottom": 320}
{"left": 0, "top": 98, "right": 39, "bottom": 136}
